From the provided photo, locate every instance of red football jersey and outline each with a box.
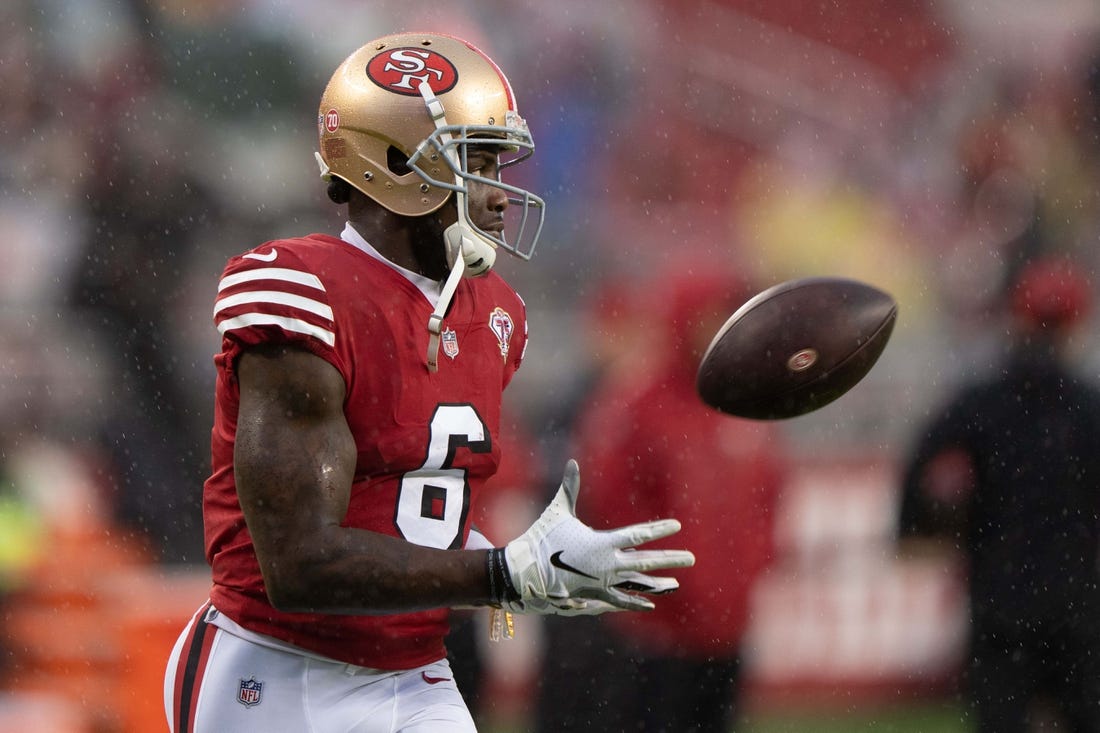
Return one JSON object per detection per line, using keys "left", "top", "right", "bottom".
{"left": 204, "top": 233, "right": 527, "bottom": 670}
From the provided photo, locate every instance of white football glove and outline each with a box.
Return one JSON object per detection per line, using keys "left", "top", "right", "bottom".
{"left": 490, "top": 460, "right": 695, "bottom": 615}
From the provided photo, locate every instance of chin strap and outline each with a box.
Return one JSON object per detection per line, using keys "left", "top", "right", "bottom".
{"left": 426, "top": 253, "right": 467, "bottom": 372}
{"left": 418, "top": 80, "right": 498, "bottom": 372}
{"left": 426, "top": 222, "right": 501, "bottom": 371}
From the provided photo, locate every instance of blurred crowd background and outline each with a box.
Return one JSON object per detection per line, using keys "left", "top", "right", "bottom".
{"left": 3, "top": 0, "right": 1100, "bottom": 731}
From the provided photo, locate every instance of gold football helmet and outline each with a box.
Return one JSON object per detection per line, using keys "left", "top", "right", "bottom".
{"left": 316, "top": 32, "right": 545, "bottom": 265}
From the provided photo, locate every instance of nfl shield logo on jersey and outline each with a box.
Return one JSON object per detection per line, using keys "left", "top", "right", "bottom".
{"left": 237, "top": 677, "right": 263, "bottom": 707}
{"left": 441, "top": 328, "right": 459, "bottom": 359}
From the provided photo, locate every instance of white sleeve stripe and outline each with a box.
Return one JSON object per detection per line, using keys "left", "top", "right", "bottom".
{"left": 217, "top": 313, "right": 336, "bottom": 347}
{"left": 214, "top": 290, "right": 334, "bottom": 320}
{"left": 218, "top": 267, "right": 325, "bottom": 292}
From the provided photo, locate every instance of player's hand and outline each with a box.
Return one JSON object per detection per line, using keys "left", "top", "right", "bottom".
{"left": 493, "top": 459, "right": 694, "bottom": 614}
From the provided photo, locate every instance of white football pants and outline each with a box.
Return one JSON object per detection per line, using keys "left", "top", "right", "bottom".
{"left": 164, "top": 603, "right": 477, "bottom": 733}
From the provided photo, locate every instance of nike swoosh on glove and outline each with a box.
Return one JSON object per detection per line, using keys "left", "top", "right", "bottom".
{"left": 500, "top": 459, "right": 695, "bottom": 614}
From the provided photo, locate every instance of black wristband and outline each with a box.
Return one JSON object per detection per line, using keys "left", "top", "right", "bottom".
{"left": 487, "top": 547, "right": 521, "bottom": 605}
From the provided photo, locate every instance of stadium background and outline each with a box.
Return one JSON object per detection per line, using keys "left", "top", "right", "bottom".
{"left": 1, "top": 0, "right": 1099, "bottom": 730}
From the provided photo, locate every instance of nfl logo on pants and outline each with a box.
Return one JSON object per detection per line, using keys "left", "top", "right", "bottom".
{"left": 238, "top": 677, "right": 263, "bottom": 707}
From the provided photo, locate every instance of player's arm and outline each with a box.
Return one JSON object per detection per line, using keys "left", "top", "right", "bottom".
{"left": 235, "top": 343, "right": 693, "bottom": 616}
{"left": 234, "top": 344, "right": 491, "bottom": 614}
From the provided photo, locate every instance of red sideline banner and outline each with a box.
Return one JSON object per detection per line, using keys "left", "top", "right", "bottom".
{"left": 742, "top": 458, "right": 969, "bottom": 709}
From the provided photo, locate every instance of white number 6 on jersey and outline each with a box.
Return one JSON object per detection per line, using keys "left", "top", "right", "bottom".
{"left": 395, "top": 404, "right": 490, "bottom": 549}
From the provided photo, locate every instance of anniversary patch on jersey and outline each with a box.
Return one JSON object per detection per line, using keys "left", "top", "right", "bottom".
{"left": 366, "top": 47, "right": 458, "bottom": 97}
{"left": 489, "top": 307, "right": 513, "bottom": 359}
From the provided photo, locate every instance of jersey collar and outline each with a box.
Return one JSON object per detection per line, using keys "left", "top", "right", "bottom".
{"left": 340, "top": 222, "right": 443, "bottom": 307}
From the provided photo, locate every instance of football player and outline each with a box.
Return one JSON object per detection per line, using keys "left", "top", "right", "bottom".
{"left": 163, "top": 32, "right": 694, "bottom": 733}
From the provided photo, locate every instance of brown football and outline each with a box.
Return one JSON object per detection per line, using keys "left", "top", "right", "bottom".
{"left": 696, "top": 277, "right": 897, "bottom": 420}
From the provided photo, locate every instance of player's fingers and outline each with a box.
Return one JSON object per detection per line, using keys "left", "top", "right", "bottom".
{"left": 613, "top": 572, "right": 679, "bottom": 595}
{"left": 555, "top": 459, "right": 581, "bottom": 515}
{"left": 604, "top": 586, "right": 656, "bottom": 612}
{"left": 568, "top": 584, "right": 654, "bottom": 612}
{"left": 551, "top": 599, "right": 622, "bottom": 616}
{"left": 611, "top": 518, "right": 682, "bottom": 547}
{"left": 617, "top": 548, "right": 696, "bottom": 572}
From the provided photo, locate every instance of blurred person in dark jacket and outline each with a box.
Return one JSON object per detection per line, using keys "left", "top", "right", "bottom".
{"left": 899, "top": 255, "right": 1100, "bottom": 733}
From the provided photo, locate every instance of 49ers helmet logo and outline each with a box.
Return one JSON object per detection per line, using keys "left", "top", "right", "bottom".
{"left": 366, "top": 47, "right": 459, "bottom": 96}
